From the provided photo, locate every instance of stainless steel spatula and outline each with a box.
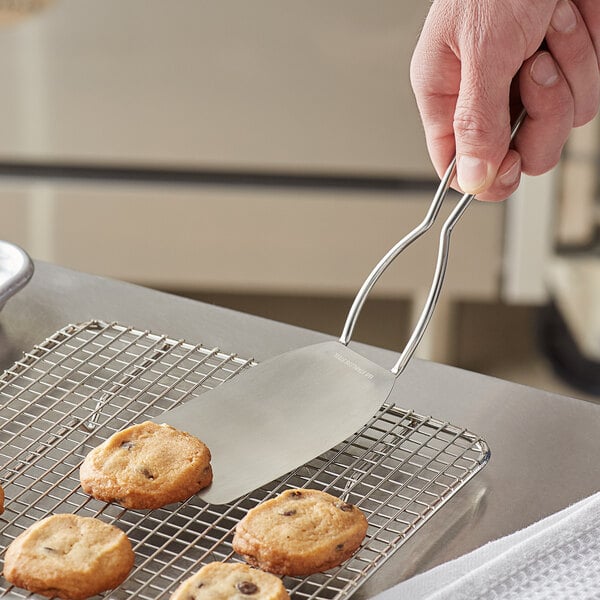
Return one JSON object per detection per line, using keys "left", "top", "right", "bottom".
{"left": 156, "top": 112, "right": 526, "bottom": 504}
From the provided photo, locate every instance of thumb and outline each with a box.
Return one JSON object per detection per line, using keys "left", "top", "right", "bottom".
{"left": 454, "top": 59, "right": 514, "bottom": 195}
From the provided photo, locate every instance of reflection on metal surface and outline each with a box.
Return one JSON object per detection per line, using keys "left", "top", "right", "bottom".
{"left": 0, "top": 321, "right": 489, "bottom": 600}
{"left": 0, "top": 241, "right": 34, "bottom": 312}
{"left": 353, "top": 482, "right": 489, "bottom": 599}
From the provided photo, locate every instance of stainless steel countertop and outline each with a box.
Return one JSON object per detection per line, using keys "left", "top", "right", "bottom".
{"left": 1, "top": 261, "right": 600, "bottom": 596}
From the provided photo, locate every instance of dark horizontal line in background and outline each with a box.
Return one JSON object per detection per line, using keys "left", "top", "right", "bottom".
{"left": 0, "top": 161, "right": 439, "bottom": 193}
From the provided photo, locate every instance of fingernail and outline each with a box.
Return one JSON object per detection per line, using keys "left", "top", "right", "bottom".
{"left": 550, "top": 0, "right": 577, "bottom": 33}
{"left": 531, "top": 52, "right": 559, "bottom": 87}
{"left": 457, "top": 156, "right": 490, "bottom": 194}
{"left": 498, "top": 160, "right": 521, "bottom": 187}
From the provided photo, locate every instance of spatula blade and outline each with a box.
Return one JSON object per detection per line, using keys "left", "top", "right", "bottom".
{"left": 153, "top": 341, "right": 394, "bottom": 504}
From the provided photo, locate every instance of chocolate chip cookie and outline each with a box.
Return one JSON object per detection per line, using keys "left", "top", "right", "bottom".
{"left": 3, "top": 513, "right": 134, "bottom": 600}
{"left": 232, "top": 488, "right": 368, "bottom": 576}
{"left": 80, "top": 421, "right": 212, "bottom": 509}
{"left": 171, "top": 562, "right": 290, "bottom": 600}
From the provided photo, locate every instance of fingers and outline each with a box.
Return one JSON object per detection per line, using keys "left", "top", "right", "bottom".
{"left": 511, "top": 0, "right": 598, "bottom": 177}
{"left": 410, "top": 9, "right": 462, "bottom": 182}
{"left": 514, "top": 50, "right": 574, "bottom": 176}
{"left": 480, "top": 49, "right": 574, "bottom": 196}
{"left": 449, "top": 1, "right": 546, "bottom": 196}
{"left": 409, "top": 50, "right": 461, "bottom": 183}
{"left": 474, "top": 150, "right": 522, "bottom": 202}
{"left": 410, "top": 2, "right": 526, "bottom": 195}
{"left": 572, "top": 0, "right": 600, "bottom": 65}
{"left": 546, "top": 0, "right": 600, "bottom": 126}
{"left": 453, "top": 58, "right": 515, "bottom": 196}
{"left": 471, "top": 0, "right": 599, "bottom": 197}
{"left": 410, "top": 0, "right": 600, "bottom": 203}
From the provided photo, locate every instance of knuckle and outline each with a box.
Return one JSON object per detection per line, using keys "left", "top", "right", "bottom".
{"left": 453, "top": 107, "right": 501, "bottom": 149}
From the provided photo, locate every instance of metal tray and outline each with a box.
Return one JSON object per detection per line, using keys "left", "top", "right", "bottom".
{"left": 0, "top": 241, "right": 34, "bottom": 313}
{"left": 0, "top": 321, "right": 490, "bottom": 599}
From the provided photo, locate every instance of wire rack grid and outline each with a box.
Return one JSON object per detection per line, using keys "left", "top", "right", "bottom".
{"left": 0, "top": 320, "right": 490, "bottom": 600}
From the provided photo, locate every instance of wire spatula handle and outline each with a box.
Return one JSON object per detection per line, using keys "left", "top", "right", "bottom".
{"left": 339, "top": 109, "right": 527, "bottom": 376}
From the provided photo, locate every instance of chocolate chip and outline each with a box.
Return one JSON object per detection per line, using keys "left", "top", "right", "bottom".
{"left": 187, "top": 583, "right": 203, "bottom": 600}
{"left": 120, "top": 441, "right": 134, "bottom": 450}
{"left": 336, "top": 543, "right": 345, "bottom": 551}
{"left": 280, "top": 509, "right": 297, "bottom": 516}
{"left": 236, "top": 581, "right": 258, "bottom": 595}
{"left": 290, "top": 490, "right": 303, "bottom": 498}
{"left": 337, "top": 502, "right": 354, "bottom": 512}
{"left": 141, "top": 467, "right": 155, "bottom": 480}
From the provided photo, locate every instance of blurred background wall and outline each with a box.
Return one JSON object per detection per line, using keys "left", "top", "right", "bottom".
{"left": 0, "top": 0, "right": 598, "bottom": 401}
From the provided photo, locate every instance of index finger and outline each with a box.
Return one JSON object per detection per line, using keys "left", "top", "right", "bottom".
{"left": 410, "top": 39, "right": 461, "bottom": 181}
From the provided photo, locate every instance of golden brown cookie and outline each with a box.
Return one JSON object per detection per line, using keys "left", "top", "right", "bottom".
{"left": 171, "top": 562, "right": 290, "bottom": 600}
{"left": 80, "top": 421, "right": 212, "bottom": 509}
{"left": 3, "top": 513, "right": 134, "bottom": 600}
{"left": 232, "top": 488, "right": 368, "bottom": 576}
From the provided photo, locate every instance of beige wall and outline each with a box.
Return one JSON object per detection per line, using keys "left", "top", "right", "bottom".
{"left": 0, "top": 0, "right": 433, "bottom": 176}
{"left": 0, "top": 184, "right": 504, "bottom": 300}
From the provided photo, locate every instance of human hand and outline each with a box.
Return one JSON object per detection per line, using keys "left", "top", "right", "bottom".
{"left": 410, "top": 0, "right": 600, "bottom": 200}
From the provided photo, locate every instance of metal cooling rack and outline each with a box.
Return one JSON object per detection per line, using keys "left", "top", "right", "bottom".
{"left": 0, "top": 321, "right": 490, "bottom": 600}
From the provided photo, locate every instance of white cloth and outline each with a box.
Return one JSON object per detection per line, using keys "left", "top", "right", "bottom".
{"left": 375, "top": 491, "right": 600, "bottom": 600}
